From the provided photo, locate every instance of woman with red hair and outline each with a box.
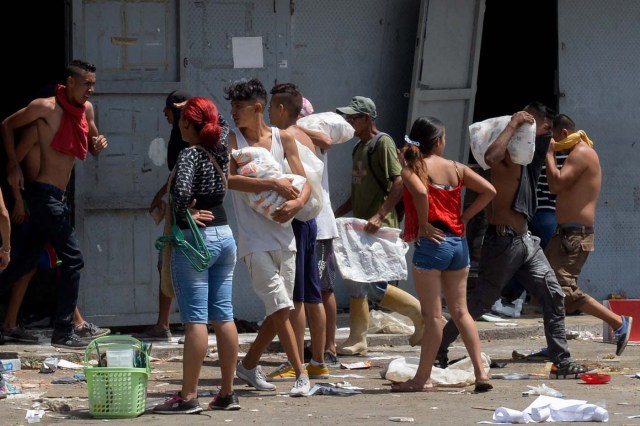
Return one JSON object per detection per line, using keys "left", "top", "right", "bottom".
{"left": 153, "top": 97, "right": 239, "bottom": 413}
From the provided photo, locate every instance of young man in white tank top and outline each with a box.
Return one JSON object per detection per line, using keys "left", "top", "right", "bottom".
{"left": 224, "top": 78, "right": 312, "bottom": 396}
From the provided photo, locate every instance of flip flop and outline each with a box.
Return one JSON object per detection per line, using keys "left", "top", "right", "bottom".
{"left": 474, "top": 380, "right": 493, "bottom": 393}
{"left": 390, "top": 380, "right": 437, "bottom": 393}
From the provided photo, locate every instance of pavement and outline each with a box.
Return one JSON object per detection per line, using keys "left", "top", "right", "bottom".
{"left": 0, "top": 306, "right": 616, "bottom": 361}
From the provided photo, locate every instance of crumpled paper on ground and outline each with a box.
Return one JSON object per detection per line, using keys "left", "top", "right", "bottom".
{"left": 482, "top": 395, "right": 608, "bottom": 423}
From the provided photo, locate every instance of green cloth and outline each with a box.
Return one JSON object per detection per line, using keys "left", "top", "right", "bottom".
{"left": 351, "top": 133, "right": 402, "bottom": 229}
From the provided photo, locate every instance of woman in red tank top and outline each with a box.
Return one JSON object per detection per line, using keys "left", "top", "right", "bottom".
{"left": 391, "top": 116, "right": 496, "bottom": 393}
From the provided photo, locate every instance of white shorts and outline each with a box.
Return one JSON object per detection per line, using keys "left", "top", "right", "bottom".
{"left": 243, "top": 250, "right": 296, "bottom": 316}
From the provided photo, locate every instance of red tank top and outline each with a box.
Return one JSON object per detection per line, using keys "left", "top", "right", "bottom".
{"left": 402, "top": 161, "right": 464, "bottom": 241}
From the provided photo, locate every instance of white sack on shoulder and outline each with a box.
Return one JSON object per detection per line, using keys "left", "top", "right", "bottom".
{"left": 469, "top": 115, "right": 536, "bottom": 170}
{"left": 297, "top": 112, "right": 355, "bottom": 144}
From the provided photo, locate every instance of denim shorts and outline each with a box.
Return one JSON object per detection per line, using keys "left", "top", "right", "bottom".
{"left": 412, "top": 235, "right": 470, "bottom": 271}
{"left": 171, "top": 225, "right": 237, "bottom": 323}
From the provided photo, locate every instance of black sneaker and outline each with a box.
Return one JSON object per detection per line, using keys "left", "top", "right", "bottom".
{"left": 3, "top": 325, "right": 39, "bottom": 343}
{"left": 433, "top": 352, "right": 449, "bottom": 369}
{"left": 208, "top": 392, "right": 241, "bottom": 410}
{"left": 50, "top": 332, "right": 89, "bottom": 349}
{"left": 153, "top": 393, "right": 203, "bottom": 414}
{"left": 549, "top": 361, "right": 593, "bottom": 379}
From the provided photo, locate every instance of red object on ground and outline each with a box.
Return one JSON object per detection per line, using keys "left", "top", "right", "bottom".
{"left": 580, "top": 373, "right": 611, "bottom": 384}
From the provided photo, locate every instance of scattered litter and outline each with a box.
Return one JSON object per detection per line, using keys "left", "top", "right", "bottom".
{"left": 491, "top": 373, "right": 530, "bottom": 380}
{"left": 25, "top": 409, "right": 45, "bottom": 424}
{"left": 340, "top": 361, "right": 371, "bottom": 370}
{"left": 57, "top": 359, "right": 83, "bottom": 369}
{"left": 330, "top": 373, "right": 366, "bottom": 379}
{"left": 40, "top": 357, "right": 59, "bottom": 373}
{"left": 494, "top": 322, "right": 518, "bottom": 327}
{"left": 389, "top": 417, "right": 415, "bottom": 422}
{"left": 308, "top": 383, "right": 362, "bottom": 396}
{"left": 480, "top": 313, "right": 509, "bottom": 322}
{"left": 482, "top": 395, "right": 608, "bottom": 423}
{"left": 368, "top": 310, "right": 414, "bottom": 335}
{"left": 523, "top": 384, "right": 565, "bottom": 398}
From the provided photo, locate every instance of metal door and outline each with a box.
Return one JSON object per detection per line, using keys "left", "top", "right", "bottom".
{"left": 406, "top": 0, "right": 486, "bottom": 162}
{"left": 72, "top": 0, "right": 187, "bottom": 326}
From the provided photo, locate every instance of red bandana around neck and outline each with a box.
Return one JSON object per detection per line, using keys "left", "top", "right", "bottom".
{"left": 50, "top": 84, "right": 89, "bottom": 160}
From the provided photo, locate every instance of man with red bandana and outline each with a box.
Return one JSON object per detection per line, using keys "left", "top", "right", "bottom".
{"left": 1, "top": 60, "right": 108, "bottom": 348}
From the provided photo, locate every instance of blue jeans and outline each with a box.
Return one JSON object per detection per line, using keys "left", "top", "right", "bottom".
{"left": 1, "top": 182, "right": 84, "bottom": 335}
{"left": 171, "top": 225, "right": 237, "bottom": 323}
{"left": 529, "top": 209, "right": 557, "bottom": 249}
{"left": 439, "top": 232, "right": 573, "bottom": 366}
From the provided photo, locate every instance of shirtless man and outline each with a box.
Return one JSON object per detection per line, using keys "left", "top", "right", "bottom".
{"left": 1, "top": 60, "right": 108, "bottom": 348}
{"left": 2, "top": 122, "right": 110, "bottom": 343}
{"left": 225, "top": 77, "right": 311, "bottom": 396}
{"left": 266, "top": 83, "right": 328, "bottom": 381}
{"left": 435, "top": 102, "right": 590, "bottom": 379}
{"left": 545, "top": 113, "right": 632, "bottom": 356}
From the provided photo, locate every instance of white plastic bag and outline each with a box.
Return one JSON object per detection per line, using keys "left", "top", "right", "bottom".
{"left": 383, "top": 353, "right": 491, "bottom": 387}
{"left": 297, "top": 112, "right": 355, "bottom": 144}
{"left": 284, "top": 141, "right": 324, "bottom": 221}
{"left": 333, "top": 217, "right": 409, "bottom": 282}
{"left": 469, "top": 115, "right": 536, "bottom": 170}
{"left": 231, "top": 146, "right": 306, "bottom": 226}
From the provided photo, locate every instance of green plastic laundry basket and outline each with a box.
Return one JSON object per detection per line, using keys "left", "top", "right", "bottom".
{"left": 84, "top": 335, "right": 151, "bottom": 418}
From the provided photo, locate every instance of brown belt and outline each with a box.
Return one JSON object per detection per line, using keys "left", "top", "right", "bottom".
{"left": 556, "top": 224, "right": 594, "bottom": 235}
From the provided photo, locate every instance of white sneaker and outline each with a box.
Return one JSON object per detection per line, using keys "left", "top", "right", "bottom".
{"left": 289, "top": 373, "right": 310, "bottom": 397}
{"left": 236, "top": 362, "right": 276, "bottom": 391}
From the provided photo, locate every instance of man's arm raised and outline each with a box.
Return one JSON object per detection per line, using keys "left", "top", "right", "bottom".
{"left": 85, "top": 102, "right": 108, "bottom": 157}
{"left": 484, "top": 111, "right": 534, "bottom": 168}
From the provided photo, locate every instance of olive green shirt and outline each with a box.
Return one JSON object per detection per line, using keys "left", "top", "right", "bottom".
{"left": 351, "top": 133, "right": 402, "bottom": 229}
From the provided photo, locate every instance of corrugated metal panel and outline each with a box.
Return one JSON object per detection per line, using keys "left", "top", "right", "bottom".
{"left": 558, "top": 0, "right": 640, "bottom": 298}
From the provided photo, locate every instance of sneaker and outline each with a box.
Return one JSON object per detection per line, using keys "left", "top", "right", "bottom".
{"left": 615, "top": 316, "right": 633, "bottom": 356}
{"left": 74, "top": 321, "right": 111, "bottom": 339}
{"left": 549, "top": 361, "right": 592, "bottom": 379}
{"left": 2, "top": 325, "right": 39, "bottom": 343}
{"left": 208, "top": 392, "right": 241, "bottom": 410}
{"left": 290, "top": 373, "right": 310, "bottom": 397}
{"left": 153, "top": 393, "right": 202, "bottom": 414}
{"left": 324, "top": 351, "right": 339, "bottom": 366}
{"left": 236, "top": 362, "right": 276, "bottom": 391}
{"left": 51, "top": 332, "right": 89, "bottom": 349}
{"left": 137, "top": 324, "right": 172, "bottom": 341}
{"left": 267, "top": 363, "right": 298, "bottom": 382}
{"left": 307, "top": 363, "right": 329, "bottom": 379}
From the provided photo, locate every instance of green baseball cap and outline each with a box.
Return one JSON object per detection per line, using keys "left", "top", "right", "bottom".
{"left": 336, "top": 96, "right": 377, "bottom": 118}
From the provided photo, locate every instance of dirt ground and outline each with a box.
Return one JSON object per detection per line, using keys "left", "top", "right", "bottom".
{"left": 2, "top": 334, "right": 640, "bottom": 426}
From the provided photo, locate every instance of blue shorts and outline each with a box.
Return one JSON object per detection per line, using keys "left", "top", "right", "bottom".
{"left": 412, "top": 235, "right": 470, "bottom": 271}
{"left": 170, "top": 225, "right": 237, "bottom": 323}
{"left": 292, "top": 219, "right": 322, "bottom": 304}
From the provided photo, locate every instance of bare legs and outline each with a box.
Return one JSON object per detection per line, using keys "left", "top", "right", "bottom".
{"left": 322, "top": 290, "right": 337, "bottom": 356}
{"left": 393, "top": 267, "right": 489, "bottom": 391}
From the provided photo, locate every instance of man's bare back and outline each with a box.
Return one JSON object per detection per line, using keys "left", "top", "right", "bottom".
{"left": 485, "top": 156, "right": 529, "bottom": 233}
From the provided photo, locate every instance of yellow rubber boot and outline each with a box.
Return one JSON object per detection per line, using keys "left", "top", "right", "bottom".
{"left": 378, "top": 285, "right": 424, "bottom": 347}
{"left": 337, "top": 298, "right": 369, "bottom": 356}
